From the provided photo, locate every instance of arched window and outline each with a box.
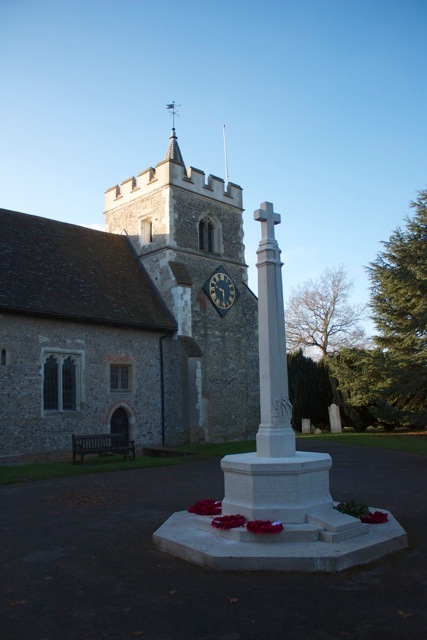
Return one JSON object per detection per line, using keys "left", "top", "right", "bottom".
{"left": 198, "top": 215, "right": 221, "bottom": 254}
{"left": 44, "top": 355, "right": 59, "bottom": 410}
{"left": 62, "top": 356, "right": 77, "bottom": 410}
{"left": 43, "top": 352, "right": 80, "bottom": 411}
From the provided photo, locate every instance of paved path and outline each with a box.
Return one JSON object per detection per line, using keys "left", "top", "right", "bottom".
{"left": 1, "top": 441, "right": 426, "bottom": 640}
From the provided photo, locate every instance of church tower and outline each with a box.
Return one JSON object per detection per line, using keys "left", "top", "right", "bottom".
{"left": 104, "top": 128, "right": 259, "bottom": 444}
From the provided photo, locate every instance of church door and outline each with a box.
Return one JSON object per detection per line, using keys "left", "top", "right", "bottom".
{"left": 110, "top": 407, "right": 129, "bottom": 440}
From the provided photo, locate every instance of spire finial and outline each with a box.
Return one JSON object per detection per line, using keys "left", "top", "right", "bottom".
{"left": 164, "top": 102, "right": 185, "bottom": 167}
{"left": 166, "top": 101, "right": 181, "bottom": 129}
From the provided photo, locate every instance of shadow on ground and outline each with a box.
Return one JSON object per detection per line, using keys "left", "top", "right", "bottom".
{"left": 1, "top": 441, "right": 426, "bottom": 640}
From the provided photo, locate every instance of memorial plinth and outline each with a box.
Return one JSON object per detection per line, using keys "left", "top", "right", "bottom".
{"left": 221, "top": 452, "right": 333, "bottom": 523}
{"left": 153, "top": 201, "right": 408, "bottom": 571}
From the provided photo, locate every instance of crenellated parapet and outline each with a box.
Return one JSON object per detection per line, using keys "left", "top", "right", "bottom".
{"left": 104, "top": 159, "right": 242, "bottom": 212}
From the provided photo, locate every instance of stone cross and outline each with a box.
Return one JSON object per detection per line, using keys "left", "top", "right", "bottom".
{"left": 254, "top": 201, "right": 281, "bottom": 240}
{"left": 254, "top": 202, "right": 296, "bottom": 457}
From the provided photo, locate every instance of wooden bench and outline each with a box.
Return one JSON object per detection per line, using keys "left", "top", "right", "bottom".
{"left": 72, "top": 433, "right": 136, "bottom": 464}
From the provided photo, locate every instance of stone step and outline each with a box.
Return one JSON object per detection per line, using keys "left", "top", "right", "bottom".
{"left": 198, "top": 518, "right": 323, "bottom": 543}
{"left": 307, "top": 507, "right": 361, "bottom": 532}
{"left": 320, "top": 523, "right": 368, "bottom": 543}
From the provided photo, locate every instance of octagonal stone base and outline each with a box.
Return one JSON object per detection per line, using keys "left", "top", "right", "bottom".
{"left": 221, "top": 451, "right": 333, "bottom": 523}
{"left": 153, "top": 508, "right": 408, "bottom": 572}
{"left": 152, "top": 450, "right": 408, "bottom": 572}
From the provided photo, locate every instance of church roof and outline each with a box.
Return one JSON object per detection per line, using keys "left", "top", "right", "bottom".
{"left": 0, "top": 208, "right": 176, "bottom": 332}
{"left": 164, "top": 128, "right": 185, "bottom": 166}
{"left": 168, "top": 261, "right": 193, "bottom": 286}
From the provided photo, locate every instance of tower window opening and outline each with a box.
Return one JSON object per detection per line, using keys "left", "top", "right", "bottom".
{"left": 140, "top": 218, "right": 153, "bottom": 246}
{"left": 199, "top": 216, "right": 221, "bottom": 254}
{"left": 199, "top": 219, "right": 205, "bottom": 250}
{"left": 207, "top": 221, "right": 214, "bottom": 252}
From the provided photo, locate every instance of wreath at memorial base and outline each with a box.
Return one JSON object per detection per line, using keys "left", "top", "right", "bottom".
{"left": 246, "top": 519, "right": 284, "bottom": 534}
{"left": 360, "top": 511, "right": 389, "bottom": 524}
{"left": 335, "top": 500, "right": 388, "bottom": 523}
{"left": 335, "top": 500, "right": 370, "bottom": 518}
{"left": 211, "top": 514, "right": 246, "bottom": 529}
{"left": 187, "top": 499, "right": 222, "bottom": 516}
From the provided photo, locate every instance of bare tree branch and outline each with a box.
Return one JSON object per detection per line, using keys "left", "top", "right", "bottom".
{"left": 285, "top": 266, "right": 367, "bottom": 357}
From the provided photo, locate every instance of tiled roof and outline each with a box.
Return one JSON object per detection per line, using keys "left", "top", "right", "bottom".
{"left": 164, "top": 128, "right": 185, "bottom": 166}
{"left": 169, "top": 261, "right": 193, "bottom": 286}
{"left": 0, "top": 208, "right": 176, "bottom": 332}
{"left": 178, "top": 336, "right": 203, "bottom": 357}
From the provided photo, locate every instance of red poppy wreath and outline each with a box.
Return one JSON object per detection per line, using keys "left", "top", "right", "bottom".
{"left": 211, "top": 514, "right": 246, "bottom": 530}
{"left": 246, "top": 519, "right": 284, "bottom": 534}
{"left": 360, "top": 511, "right": 389, "bottom": 524}
{"left": 187, "top": 499, "right": 222, "bottom": 516}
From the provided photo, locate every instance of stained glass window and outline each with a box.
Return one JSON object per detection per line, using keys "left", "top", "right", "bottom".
{"left": 43, "top": 352, "right": 80, "bottom": 411}
{"left": 43, "top": 355, "right": 59, "bottom": 410}
{"left": 62, "top": 356, "right": 76, "bottom": 410}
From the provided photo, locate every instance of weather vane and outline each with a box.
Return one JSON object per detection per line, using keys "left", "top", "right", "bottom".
{"left": 166, "top": 101, "right": 181, "bottom": 129}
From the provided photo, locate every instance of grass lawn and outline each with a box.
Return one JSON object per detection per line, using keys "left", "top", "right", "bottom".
{"left": 0, "top": 431, "right": 425, "bottom": 485}
{"left": 0, "top": 453, "right": 189, "bottom": 486}
{"left": 174, "top": 432, "right": 427, "bottom": 457}
{"left": 301, "top": 431, "right": 427, "bottom": 456}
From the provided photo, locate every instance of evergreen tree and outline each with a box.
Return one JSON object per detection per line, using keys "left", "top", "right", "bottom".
{"left": 288, "top": 350, "right": 333, "bottom": 430}
{"left": 367, "top": 189, "right": 427, "bottom": 427}
{"left": 327, "top": 348, "right": 380, "bottom": 432}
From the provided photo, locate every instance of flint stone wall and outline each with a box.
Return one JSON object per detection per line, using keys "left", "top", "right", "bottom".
{"left": 0, "top": 313, "right": 171, "bottom": 457}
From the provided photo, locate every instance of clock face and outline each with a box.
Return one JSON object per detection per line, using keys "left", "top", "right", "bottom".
{"left": 202, "top": 267, "right": 240, "bottom": 316}
{"left": 209, "top": 272, "right": 236, "bottom": 310}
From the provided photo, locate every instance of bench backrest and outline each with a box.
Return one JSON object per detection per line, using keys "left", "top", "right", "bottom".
{"left": 72, "top": 433, "right": 125, "bottom": 449}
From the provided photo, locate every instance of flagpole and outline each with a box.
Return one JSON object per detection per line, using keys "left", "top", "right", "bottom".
{"left": 223, "top": 124, "right": 229, "bottom": 189}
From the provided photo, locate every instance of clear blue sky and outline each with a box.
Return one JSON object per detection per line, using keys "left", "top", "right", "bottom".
{"left": 1, "top": 0, "right": 426, "bottom": 332}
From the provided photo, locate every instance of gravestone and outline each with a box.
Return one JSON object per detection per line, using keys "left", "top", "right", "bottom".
{"left": 302, "top": 418, "right": 311, "bottom": 433}
{"left": 328, "top": 403, "right": 342, "bottom": 433}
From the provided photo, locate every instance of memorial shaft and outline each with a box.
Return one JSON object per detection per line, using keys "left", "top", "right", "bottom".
{"left": 254, "top": 202, "right": 296, "bottom": 457}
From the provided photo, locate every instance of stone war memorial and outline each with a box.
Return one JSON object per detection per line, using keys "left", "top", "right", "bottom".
{"left": 153, "top": 202, "right": 408, "bottom": 572}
